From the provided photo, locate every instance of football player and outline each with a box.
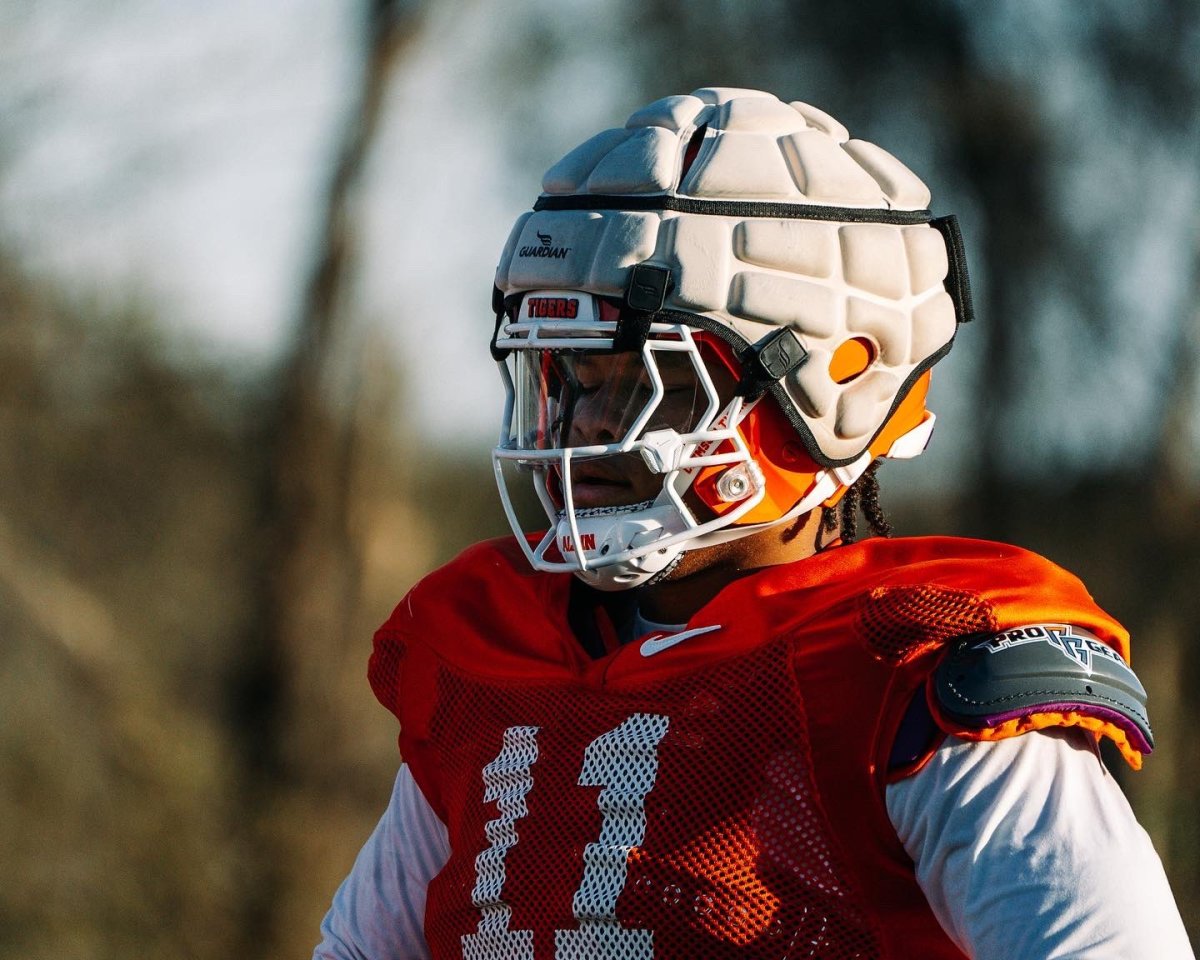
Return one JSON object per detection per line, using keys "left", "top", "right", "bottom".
{"left": 315, "top": 88, "right": 1194, "bottom": 959}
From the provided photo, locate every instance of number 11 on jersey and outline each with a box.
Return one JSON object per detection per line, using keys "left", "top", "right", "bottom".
{"left": 462, "top": 713, "right": 671, "bottom": 960}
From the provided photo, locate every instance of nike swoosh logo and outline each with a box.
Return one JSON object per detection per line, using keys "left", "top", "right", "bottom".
{"left": 639, "top": 624, "right": 722, "bottom": 657}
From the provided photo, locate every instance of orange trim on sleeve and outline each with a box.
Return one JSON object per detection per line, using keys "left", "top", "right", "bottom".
{"left": 947, "top": 710, "right": 1144, "bottom": 770}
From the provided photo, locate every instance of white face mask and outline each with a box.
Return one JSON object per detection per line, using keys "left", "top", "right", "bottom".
{"left": 492, "top": 290, "right": 765, "bottom": 590}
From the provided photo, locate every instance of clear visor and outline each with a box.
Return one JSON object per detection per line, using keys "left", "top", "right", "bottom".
{"left": 507, "top": 345, "right": 716, "bottom": 454}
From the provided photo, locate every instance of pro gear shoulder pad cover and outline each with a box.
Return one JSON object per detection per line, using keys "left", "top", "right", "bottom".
{"left": 932, "top": 623, "right": 1153, "bottom": 768}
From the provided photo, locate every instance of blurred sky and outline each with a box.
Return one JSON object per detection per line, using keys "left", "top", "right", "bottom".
{"left": 0, "top": 0, "right": 631, "bottom": 447}
{"left": 2, "top": 0, "right": 353, "bottom": 350}
{"left": 1, "top": 0, "right": 1197, "bottom": 472}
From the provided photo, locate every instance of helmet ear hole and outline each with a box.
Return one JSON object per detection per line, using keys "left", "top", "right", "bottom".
{"left": 829, "top": 337, "right": 876, "bottom": 384}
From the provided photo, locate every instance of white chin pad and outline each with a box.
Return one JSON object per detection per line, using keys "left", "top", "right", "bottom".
{"left": 555, "top": 506, "right": 686, "bottom": 591}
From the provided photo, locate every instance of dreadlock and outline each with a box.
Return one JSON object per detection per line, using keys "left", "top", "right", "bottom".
{"left": 820, "top": 458, "right": 892, "bottom": 546}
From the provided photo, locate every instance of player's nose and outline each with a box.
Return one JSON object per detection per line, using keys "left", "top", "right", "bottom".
{"left": 568, "top": 388, "right": 622, "bottom": 446}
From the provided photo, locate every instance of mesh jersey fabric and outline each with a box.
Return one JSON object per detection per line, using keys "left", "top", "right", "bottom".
{"left": 310, "top": 739, "right": 1195, "bottom": 960}
{"left": 369, "top": 536, "right": 1131, "bottom": 960}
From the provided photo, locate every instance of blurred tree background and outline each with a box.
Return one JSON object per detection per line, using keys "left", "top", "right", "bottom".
{"left": 1, "top": 0, "right": 1197, "bottom": 956}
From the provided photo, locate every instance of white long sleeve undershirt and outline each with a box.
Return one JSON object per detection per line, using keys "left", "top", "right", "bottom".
{"left": 313, "top": 731, "right": 1195, "bottom": 959}
{"left": 313, "top": 764, "right": 448, "bottom": 960}
{"left": 886, "top": 728, "right": 1194, "bottom": 959}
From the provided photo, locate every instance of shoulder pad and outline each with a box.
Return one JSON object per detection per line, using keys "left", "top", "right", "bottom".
{"left": 932, "top": 623, "right": 1153, "bottom": 768}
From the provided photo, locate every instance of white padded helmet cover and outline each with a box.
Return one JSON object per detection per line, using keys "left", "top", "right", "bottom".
{"left": 495, "top": 87, "right": 963, "bottom": 465}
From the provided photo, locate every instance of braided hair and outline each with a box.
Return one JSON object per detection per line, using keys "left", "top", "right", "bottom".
{"left": 820, "top": 458, "right": 892, "bottom": 545}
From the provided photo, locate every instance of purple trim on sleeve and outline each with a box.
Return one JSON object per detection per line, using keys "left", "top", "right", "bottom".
{"left": 972, "top": 701, "right": 1153, "bottom": 755}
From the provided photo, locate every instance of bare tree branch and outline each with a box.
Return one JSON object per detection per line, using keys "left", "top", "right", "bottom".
{"left": 231, "top": 2, "right": 429, "bottom": 955}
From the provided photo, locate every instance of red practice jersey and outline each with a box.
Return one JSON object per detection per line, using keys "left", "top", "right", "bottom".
{"left": 369, "top": 536, "right": 1132, "bottom": 960}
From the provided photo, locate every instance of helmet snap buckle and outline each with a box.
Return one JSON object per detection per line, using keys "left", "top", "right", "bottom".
{"left": 716, "top": 463, "right": 762, "bottom": 503}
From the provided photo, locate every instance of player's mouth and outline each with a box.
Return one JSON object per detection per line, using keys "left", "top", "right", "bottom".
{"left": 567, "top": 460, "right": 650, "bottom": 508}
{"left": 570, "top": 471, "right": 633, "bottom": 508}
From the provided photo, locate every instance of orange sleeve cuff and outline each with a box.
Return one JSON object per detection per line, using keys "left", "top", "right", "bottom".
{"left": 942, "top": 709, "right": 1144, "bottom": 770}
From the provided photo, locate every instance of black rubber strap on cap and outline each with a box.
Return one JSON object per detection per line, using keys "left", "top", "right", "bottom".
{"left": 625, "top": 263, "right": 672, "bottom": 312}
{"left": 489, "top": 285, "right": 509, "bottom": 361}
{"left": 614, "top": 263, "right": 673, "bottom": 352}
{"left": 612, "top": 313, "right": 652, "bottom": 353}
{"left": 933, "top": 623, "right": 1153, "bottom": 752}
{"left": 931, "top": 215, "right": 975, "bottom": 324}
{"left": 534, "top": 193, "right": 935, "bottom": 226}
{"left": 736, "top": 327, "right": 808, "bottom": 400}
